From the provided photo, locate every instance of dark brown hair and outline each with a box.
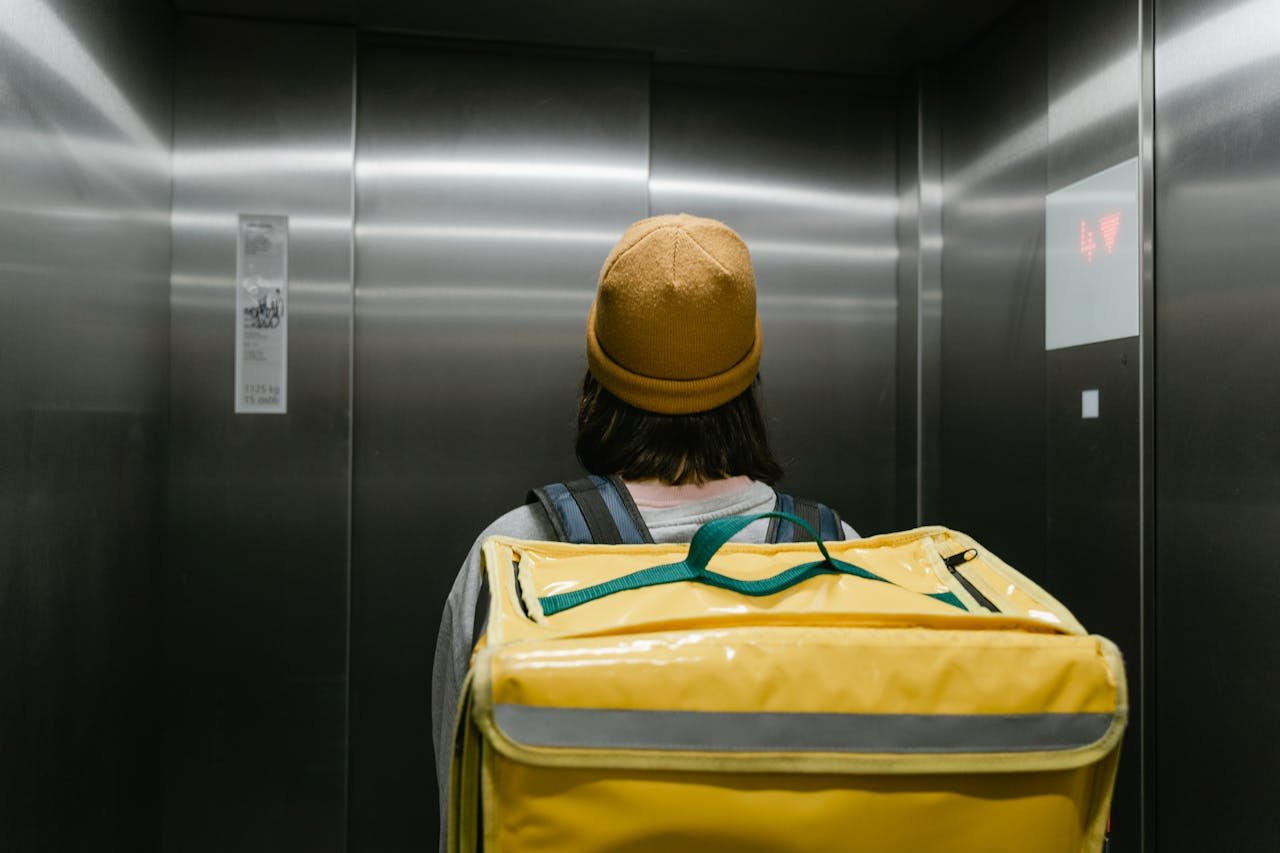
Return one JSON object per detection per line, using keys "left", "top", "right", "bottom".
{"left": 574, "top": 372, "right": 785, "bottom": 486}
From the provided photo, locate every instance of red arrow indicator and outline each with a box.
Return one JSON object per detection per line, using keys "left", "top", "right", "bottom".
{"left": 1099, "top": 212, "right": 1120, "bottom": 254}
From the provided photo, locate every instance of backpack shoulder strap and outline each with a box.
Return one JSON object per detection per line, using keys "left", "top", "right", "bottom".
{"left": 595, "top": 475, "right": 655, "bottom": 544}
{"left": 526, "top": 475, "right": 654, "bottom": 545}
{"left": 766, "top": 492, "right": 846, "bottom": 543}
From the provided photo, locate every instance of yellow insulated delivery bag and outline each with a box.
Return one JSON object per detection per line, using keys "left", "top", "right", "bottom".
{"left": 449, "top": 512, "right": 1126, "bottom": 853}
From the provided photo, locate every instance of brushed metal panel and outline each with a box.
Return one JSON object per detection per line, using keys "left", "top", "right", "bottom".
{"left": 649, "top": 65, "right": 899, "bottom": 535}
{"left": 895, "top": 78, "right": 921, "bottom": 529}
{"left": 1155, "top": 0, "right": 1280, "bottom": 848}
{"left": 1045, "top": 339, "right": 1141, "bottom": 847}
{"left": 936, "top": 1, "right": 1048, "bottom": 575}
{"left": 350, "top": 39, "right": 649, "bottom": 849}
{"left": 1047, "top": 0, "right": 1141, "bottom": 190}
{"left": 166, "top": 18, "right": 354, "bottom": 852}
{"left": 1044, "top": 2, "right": 1144, "bottom": 846}
{"left": 918, "top": 78, "right": 945, "bottom": 530}
{"left": 0, "top": 1, "right": 171, "bottom": 849}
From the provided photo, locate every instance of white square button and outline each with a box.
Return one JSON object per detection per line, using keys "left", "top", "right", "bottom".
{"left": 1081, "top": 389, "right": 1100, "bottom": 419}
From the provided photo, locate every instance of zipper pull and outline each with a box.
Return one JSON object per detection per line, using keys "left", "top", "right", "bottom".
{"left": 941, "top": 547, "right": 1000, "bottom": 613}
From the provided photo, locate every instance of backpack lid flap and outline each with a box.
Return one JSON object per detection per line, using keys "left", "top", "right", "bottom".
{"left": 472, "top": 624, "right": 1126, "bottom": 775}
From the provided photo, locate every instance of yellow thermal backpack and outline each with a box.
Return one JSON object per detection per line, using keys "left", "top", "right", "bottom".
{"left": 449, "top": 510, "right": 1126, "bottom": 853}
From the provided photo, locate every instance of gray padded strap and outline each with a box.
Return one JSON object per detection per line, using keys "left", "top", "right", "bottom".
{"left": 767, "top": 493, "right": 845, "bottom": 543}
{"left": 526, "top": 476, "right": 653, "bottom": 544}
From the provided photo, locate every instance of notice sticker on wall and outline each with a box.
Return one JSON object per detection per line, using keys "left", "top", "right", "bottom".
{"left": 235, "top": 214, "right": 288, "bottom": 414}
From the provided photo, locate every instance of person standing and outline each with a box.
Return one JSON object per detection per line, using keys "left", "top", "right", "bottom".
{"left": 430, "top": 213, "right": 857, "bottom": 847}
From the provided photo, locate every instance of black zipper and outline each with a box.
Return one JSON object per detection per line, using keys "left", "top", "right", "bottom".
{"left": 943, "top": 548, "right": 1001, "bottom": 613}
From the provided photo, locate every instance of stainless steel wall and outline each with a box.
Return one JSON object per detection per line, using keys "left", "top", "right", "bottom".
{"left": 166, "top": 18, "right": 354, "bottom": 852}
{"left": 1155, "top": 0, "right": 1280, "bottom": 847}
{"left": 930, "top": 1, "right": 1150, "bottom": 847}
{"left": 895, "top": 71, "right": 943, "bottom": 528}
{"left": 0, "top": 0, "right": 172, "bottom": 848}
{"left": 1044, "top": 1, "right": 1145, "bottom": 847}
{"left": 650, "top": 66, "right": 899, "bottom": 533}
{"left": 935, "top": 1, "right": 1049, "bottom": 573}
{"left": 349, "top": 39, "right": 650, "bottom": 850}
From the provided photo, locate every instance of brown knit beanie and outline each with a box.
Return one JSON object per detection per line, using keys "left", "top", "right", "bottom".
{"left": 586, "top": 214, "right": 762, "bottom": 415}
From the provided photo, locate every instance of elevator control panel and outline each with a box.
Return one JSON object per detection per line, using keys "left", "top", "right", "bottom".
{"left": 1045, "top": 157, "right": 1140, "bottom": 350}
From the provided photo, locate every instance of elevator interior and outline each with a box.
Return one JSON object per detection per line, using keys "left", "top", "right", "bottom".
{"left": 4, "top": 0, "right": 1279, "bottom": 851}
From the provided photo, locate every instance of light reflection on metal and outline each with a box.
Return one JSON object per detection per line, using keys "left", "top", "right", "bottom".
{"left": 0, "top": 128, "right": 165, "bottom": 174}
{"left": 356, "top": 158, "right": 647, "bottom": 182}
{"left": 650, "top": 176, "right": 896, "bottom": 216}
{"left": 750, "top": 238, "right": 898, "bottom": 263}
{"left": 0, "top": 0, "right": 163, "bottom": 148}
{"left": 2, "top": 0, "right": 170, "bottom": 845}
{"left": 950, "top": 53, "right": 1133, "bottom": 194}
{"left": 351, "top": 222, "right": 898, "bottom": 262}
{"left": 353, "top": 223, "right": 619, "bottom": 244}
{"left": 172, "top": 210, "right": 352, "bottom": 232}
{"left": 957, "top": 0, "right": 1280, "bottom": 199}
{"left": 176, "top": 146, "right": 352, "bottom": 176}
{"left": 1158, "top": 0, "right": 1280, "bottom": 94}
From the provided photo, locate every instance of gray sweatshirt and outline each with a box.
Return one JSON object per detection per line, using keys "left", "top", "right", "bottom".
{"left": 429, "top": 480, "right": 858, "bottom": 847}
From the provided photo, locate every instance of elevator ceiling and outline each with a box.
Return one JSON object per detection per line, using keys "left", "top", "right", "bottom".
{"left": 170, "top": 0, "right": 1019, "bottom": 74}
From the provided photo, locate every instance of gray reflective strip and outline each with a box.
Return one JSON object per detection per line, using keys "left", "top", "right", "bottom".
{"left": 493, "top": 704, "right": 1113, "bottom": 754}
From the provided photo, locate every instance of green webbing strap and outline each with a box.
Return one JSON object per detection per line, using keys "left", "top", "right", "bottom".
{"left": 538, "top": 512, "right": 966, "bottom": 616}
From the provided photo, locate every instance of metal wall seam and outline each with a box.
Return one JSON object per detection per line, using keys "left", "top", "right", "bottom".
{"left": 343, "top": 26, "right": 358, "bottom": 853}
{"left": 917, "top": 71, "right": 944, "bottom": 528}
{"left": 1137, "top": 1, "right": 1156, "bottom": 848}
